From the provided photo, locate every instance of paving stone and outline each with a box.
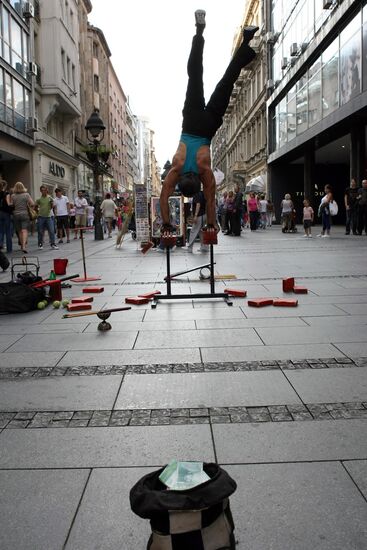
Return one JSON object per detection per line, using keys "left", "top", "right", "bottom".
{"left": 72, "top": 411, "right": 94, "bottom": 420}
{"left": 210, "top": 415, "right": 230, "bottom": 423}
{"left": 50, "top": 420, "right": 71, "bottom": 428}
{"left": 188, "top": 417, "right": 209, "bottom": 424}
{"left": 150, "top": 417, "right": 170, "bottom": 425}
{"left": 343, "top": 460, "right": 367, "bottom": 500}
{"left": 190, "top": 408, "right": 209, "bottom": 417}
{"left": 230, "top": 413, "right": 251, "bottom": 423}
{"left": 270, "top": 412, "right": 293, "bottom": 422}
{"left": 14, "top": 411, "right": 36, "bottom": 420}
{"left": 209, "top": 407, "right": 229, "bottom": 415}
{"left": 291, "top": 411, "right": 313, "bottom": 421}
{"left": 6, "top": 419, "right": 30, "bottom": 428}
{"left": 69, "top": 419, "right": 89, "bottom": 428}
{"left": 170, "top": 408, "right": 189, "bottom": 417}
{"left": 151, "top": 409, "right": 170, "bottom": 417}
{"left": 52, "top": 411, "right": 74, "bottom": 420}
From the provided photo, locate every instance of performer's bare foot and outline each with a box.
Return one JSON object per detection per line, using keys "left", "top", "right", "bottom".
{"left": 195, "top": 9, "right": 206, "bottom": 35}
{"left": 242, "top": 25, "right": 259, "bottom": 44}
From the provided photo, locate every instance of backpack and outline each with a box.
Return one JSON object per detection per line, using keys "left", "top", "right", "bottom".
{"left": 0, "top": 282, "right": 45, "bottom": 314}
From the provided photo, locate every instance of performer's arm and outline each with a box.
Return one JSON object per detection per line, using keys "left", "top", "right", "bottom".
{"left": 201, "top": 168, "right": 217, "bottom": 228}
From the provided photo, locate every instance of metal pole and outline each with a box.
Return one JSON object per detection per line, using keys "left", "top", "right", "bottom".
{"left": 80, "top": 229, "right": 87, "bottom": 280}
{"left": 93, "top": 140, "right": 104, "bottom": 240}
{"left": 166, "top": 246, "right": 172, "bottom": 296}
{"left": 210, "top": 244, "right": 215, "bottom": 294}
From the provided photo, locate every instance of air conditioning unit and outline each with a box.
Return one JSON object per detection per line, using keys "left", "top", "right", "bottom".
{"left": 23, "top": 2, "right": 34, "bottom": 18}
{"left": 26, "top": 116, "right": 38, "bottom": 132}
{"left": 281, "top": 57, "right": 288, "bottom": 70}
{"left": 300, "top": 42, "right": 308, "bottom": 53}
{"left": 323, "top": 0, "right": 333, "bottom": 8}
{"left": 266, "top": 79, "right": 274, "bottom": 90}
{"left": 28, "top": 62, "right": 38, "bottom": 76}
{"left": 290, "top": 43, "right": 298, "bottom": 56}
{"left": 266, "top": 31, "right": 279, "bottom": 44}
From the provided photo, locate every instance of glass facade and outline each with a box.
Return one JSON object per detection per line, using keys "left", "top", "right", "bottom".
{"left": 272, "top": 7, "right": 367, "bottom": 152}
{"left": 0, "top": 1, "right": 31, "bottom": 134}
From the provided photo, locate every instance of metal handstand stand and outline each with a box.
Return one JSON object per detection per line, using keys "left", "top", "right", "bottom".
{"left": 151, "top": 237, "right": 232, "bottom": 308}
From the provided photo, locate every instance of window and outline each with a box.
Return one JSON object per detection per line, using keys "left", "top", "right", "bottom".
{"left": 72, "top": 64, "right": 76, "bottom": 90}
{"left": 67, "top": 57, "right": 71, "bottom": 85}
{"left": 93, "top": 74, "right": 99, "bottom": 92}
{"left": 93, "top": 42, "right": 98, "bottom": 58}
{"left": 340, "top": 22, "right": 361, "bottom": 105}
{"left": 61, "top": 49, "right": 66, "bottom": 80}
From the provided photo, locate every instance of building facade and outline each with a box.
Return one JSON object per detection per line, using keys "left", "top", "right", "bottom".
{"left": 0, "top": 0, "right": 36, "bottom": 192}
{"left": 125, "top": 100, "right": 140, "bottom": 193}
{"left": 108, "top": 61, "right": 127, "bottom": 194}
{"left": 32, "top": 0, "right": 81, "bottom": 199}
{"left": 267, "top": 0, "right": 367, "bottom": 220}
{"left": 212, "top": 0, "right": 267, "bottom": 194}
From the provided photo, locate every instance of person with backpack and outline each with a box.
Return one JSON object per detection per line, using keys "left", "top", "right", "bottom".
{"left": 0, "top": 180, "right": 13, "bottom": 253}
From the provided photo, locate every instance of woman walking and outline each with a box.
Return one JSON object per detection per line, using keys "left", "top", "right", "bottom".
{"left": 247, "top": 192, "right": 259, "bottom": 231}
{"left": 280, "top": 193, "right": 294, "bottom": 233}
{"left": 317, "top": 185, "right": 334, "bottom": 238}
{"left": 0, "top": 180, "right": 13, "bottom": 253}
{"left": 10, "top": 182, "right": 35, "bottom": 253}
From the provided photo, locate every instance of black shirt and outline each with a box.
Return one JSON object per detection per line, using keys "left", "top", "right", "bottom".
{"left": 192, "top": 191, "right": 206, "bottom": 217}
{"left": 345, "top": 187, "right": 359, "bottom": 207}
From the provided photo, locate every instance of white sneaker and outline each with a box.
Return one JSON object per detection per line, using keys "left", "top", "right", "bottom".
{"left": 308, "top": 234, "right": 312, "bottom": 238}
{"left": 303, "top": 234, "right": 308, "bottom": 238}
{"left": 322, "top": 234, "right": 330, "bottom": 238}
{"left": 316, "top": 234, "right": 323, "bottom": 237}
{"left": 186, "top": 247, "right": 193, "bottom": 253}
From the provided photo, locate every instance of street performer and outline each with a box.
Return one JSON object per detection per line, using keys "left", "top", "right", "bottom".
{"left": 160, "top": 10, "right": 258, "bottom": 237}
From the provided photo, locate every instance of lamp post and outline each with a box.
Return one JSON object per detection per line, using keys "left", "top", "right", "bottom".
{"left": 85, "top": 110, "right": 109, "bottom": 240}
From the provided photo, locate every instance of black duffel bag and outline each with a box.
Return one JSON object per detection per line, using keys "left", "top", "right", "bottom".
{"left": 0, "top": 282, "right": 45, "bottom": 314}
{"left": 130, "top": 463, "right": 237, "bottom": 550}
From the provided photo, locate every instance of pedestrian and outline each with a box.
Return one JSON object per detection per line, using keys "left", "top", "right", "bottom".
{"left": 344, "top": 178, "right": 359, "bottom": 235}
{"left": 0, "top": 180, "right": 14, "bottom": 253}
{"left": 87, "top": 202, "right": 95, "bottom": 227}
{"left": 54, "top": 188, "right": 70, "bottom": 244}
{"left": 74, "top": 190, "right": 88, "bottom": 239}
{"left": 218, "top": 191, "right": 228, "bottom": 232}
{"left": 69, "top": 203, "right": 76, "bottom": 229}
{"left": 160, "top": 10, "right": 258, "bottom": 237}
{"left": 303, "top": 199, "right": 314, "bottom": 238}
{"left": 258, "top": 194, "right": 268, "bottom": 229}
{"left": 247, "top": 192, "right": 259, "bottom": 231}
{"left": 317, "top": 185, "right": 334, "bottom": 238}
{"left": 36, "top": 185, "right": 58, "bottom": 250}
{"left": 280, "top": 194, "right": 294, "bottom": 233}
{"left": 100, "top": 193, "right": 117, "bottom": 238}
{"left": 10, "top": 181, "right": 35, "bottom": 253}
{"left": 357, "top": 179, "right": 367, "bottom": 235}
{"left": 232, "top": 184, "right": 243, "bottom": 236}
{"left": 266, "top": 199, "right": 274, "bottom": 227}
{"left": 224, "top": 191, "right": 235, "bottom": 235}
{"left": 186, "top": 189, "right": 208, "bottom": 253}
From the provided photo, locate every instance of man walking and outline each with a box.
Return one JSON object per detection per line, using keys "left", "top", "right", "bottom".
{"left": 100, "top": 193, "right": 117, "bottom": 238}
{"left": 54, "top": 188, "right": 70, "bottom": 243}
{"left": 74, "top": 190, "right": 88, "bottom": 239}
{"left": 160, "top": 10, "right": 257, "bottom": 236}
{"left": 357, "top": 179, "right": 367, "bottom": 235}
{"left": 36, "top": 186, "right": 58, "bottom": 250}
{"left": 344, "top": 178, "right": 359, "bottom": 235}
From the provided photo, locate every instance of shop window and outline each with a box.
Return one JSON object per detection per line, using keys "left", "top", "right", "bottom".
{"left": 308, "top": 69, "right": 321, "bottom": 127}
{"left": 296, "top": 84, "right": 308, "bottom": 135}
{"left": 322, "top": 50, "right": 339, "bottom": 117}
{"left": 340, "top": 28, "right": 361, "bottom": 105}
{"left": 278, "top": 97, "right": 287, "bottom": 148}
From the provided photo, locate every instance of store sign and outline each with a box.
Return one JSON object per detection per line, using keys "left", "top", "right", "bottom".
{"left": 49, "top": 162, "right": 65, "bottom": 178}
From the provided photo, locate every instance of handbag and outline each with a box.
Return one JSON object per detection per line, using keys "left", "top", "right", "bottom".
{"left": 329, "top": 200, "right": 338, "bottom": 216}
{"left": 27, "top": 203, "right": 37, "bottom": 221}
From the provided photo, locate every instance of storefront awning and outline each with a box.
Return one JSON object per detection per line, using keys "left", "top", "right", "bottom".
{"left": 245, "top": 174, "right": 267, "bottom": 194}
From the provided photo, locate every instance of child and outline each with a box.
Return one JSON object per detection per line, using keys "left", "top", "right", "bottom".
{"left": 303, "top": 199, "right": 314, "bottom": 237}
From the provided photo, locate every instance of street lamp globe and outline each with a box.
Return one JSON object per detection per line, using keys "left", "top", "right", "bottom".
{"left": 85, "top": 110, "right": 105, "bottom": 142}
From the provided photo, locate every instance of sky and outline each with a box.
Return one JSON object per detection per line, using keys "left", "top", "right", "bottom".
{"left": 89, "top": 0, "right": 246, "bottom": 169}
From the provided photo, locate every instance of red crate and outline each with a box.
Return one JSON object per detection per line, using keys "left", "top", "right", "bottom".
{"left": 82, "top": 286, "right": 104, "bottom": 293}
{"left": 125, "top": 296, "right": 151, "bottom": 305}
{"left": 282, "top": 278, "right": 295, "bottom": 292}
{"left": 293, "top": 286, "right": 308, "bottom": 294}
{"left": 224, "top": 289, "right": 247, "bottom": 297}
{"left": 248, "top": 298, "right": 273, "bottom": 307}
{"left": 67, "top": 303, "right": 92, "bottom": 312}
{"left": 273, "top": 299, "right": 298, "bottom": 307}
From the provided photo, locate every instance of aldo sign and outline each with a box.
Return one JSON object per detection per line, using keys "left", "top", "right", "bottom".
{"left": 49, "top": 162, "right": 65, "bottom": 178}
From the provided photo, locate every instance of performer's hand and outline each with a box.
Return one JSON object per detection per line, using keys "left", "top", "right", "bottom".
{"left": 161, "top": 223, "right": 175, "bottom": 237}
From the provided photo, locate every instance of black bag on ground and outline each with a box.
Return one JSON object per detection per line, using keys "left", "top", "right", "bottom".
{"left": 0, "top": 250, "right": 9, "bottom": 271}
{"left": 0, "top": 282, "right": 45, "bottom": 314}
{"left": 16, "top": 270, "right": 42, "bottom": 285}
{"left": 130, "top": 463, "right": 237, "bottom": 550}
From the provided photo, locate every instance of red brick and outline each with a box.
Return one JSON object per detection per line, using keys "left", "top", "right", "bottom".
{"left": 248, "top": 298, "right": 274, "bottom": 307}
{"left": 125, "top": 296, "right": 151, "bottom": 305}
{"left": 224, "top": 289, "right": 247, "bottom": 297}
{"left": 273, "top": 299, "right": 298, "bottom": 307}
{"left": 82, "top": 286, "right": 104, "bottom": 293}
{"left": 138, "top": 291, "right": 162, "bottom": 298}
{"left": 293, "top": 286, "right": 308, "bottom": 294}
{"left": 67, "top": 303, "right": 92, "bottom": 312}
{"left": 202, "top": 230, "right": 218, "bottom": 245}
{"left": 71, "top": 296, "right": 94, "bottom": 303}
{"left": 282, "top": 278, "right": 295, "bottom": 292}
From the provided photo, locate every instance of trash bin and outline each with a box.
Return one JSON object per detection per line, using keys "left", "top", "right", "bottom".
{"left": 130, "top": 462, "right": 237, "bottom": 550}
{"left": 53, "top": 258, "right": 68, "bottom": 275}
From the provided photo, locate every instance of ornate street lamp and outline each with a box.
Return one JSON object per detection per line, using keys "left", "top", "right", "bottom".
{"left": 85, "top": 110, "right": 108, "bottom": 240}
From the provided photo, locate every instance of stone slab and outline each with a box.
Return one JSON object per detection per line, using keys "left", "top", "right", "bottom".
{"left": 303, "top": 315, "right": 367, "bottom": 327}
{"left": 65, "top": 468, "right": 151, "bottom": 550}
{"left": 343, "top": 460, "right": 367, "bottom": 500}
{"left": 84, "top": 320, "right": 196, "bottom": 332}
{"left": 0, "top": 469, "right": 89, "bottom": 550}
{"left": 0, "top": 323, "right": 89, "bottom": 334}
{"left": 334, "top": 342, "right": 367, "bottom": 357}
{"left": 201, "top": 343, "right": 344, "bottom": 363}
{"left": 257, "top": 325, "right": 367, "bottom": 345}
{"left": 196, "top": 317, "right": 308, "bottom": 329}
{"left": 144, "top": 306, "right": 246, "bottom": 321}
{"left": 58, "top": 348, "right": 201, "bottom": 367}
{"left": 213, "top": 420, "right": 367, "bottom": 463}
{"left": 243, "top": 304, "right": 348, "bottom": 318}
{"left": 115, "top": 371, "right": 301, "bottom": 409}
{"left": 7, "top": 331, "right": 137, "bottom": 352}
{"left": 227, "top": 462, "right": 367, "bottom": 550}
{"left": 0, "top": 351, "right": 65, "bottom": 368}
{"left": 0, "top": 375, "right": 122, "bottom": 411}
{"left": 285, "top": 368, "right": 367, "bottom": 403}
{"left": 0, "top": 334, "right": 23, "bottom": 352}
{"left": 135, "top": 328, "right": 262, "bottom": 349}
{"left": 335, "top": 304, "right": 367, "bottom": 315}
{"left": 0, "top": 425, "right": 214, "bottom": 468}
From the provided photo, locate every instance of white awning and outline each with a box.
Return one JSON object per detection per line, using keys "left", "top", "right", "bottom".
{"left": 245, "top": 174, "right": 267, "bottom": 194}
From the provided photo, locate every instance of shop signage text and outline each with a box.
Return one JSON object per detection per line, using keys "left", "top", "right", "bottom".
{"left": 49, "top": 162, "right": 65, "bottom": 178}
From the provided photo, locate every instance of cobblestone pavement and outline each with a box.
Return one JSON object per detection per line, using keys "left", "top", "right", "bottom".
{"left": 0, "top": 226, "right": 366, "bottom": 550}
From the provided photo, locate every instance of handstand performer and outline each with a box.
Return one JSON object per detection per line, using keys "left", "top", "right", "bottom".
{"left": 160, "top": 10, "right": 258, "bottom": 236}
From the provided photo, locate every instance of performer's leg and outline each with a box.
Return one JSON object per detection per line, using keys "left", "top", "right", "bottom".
{"left": 182, "top": 12, "right": 206, "bottom": 116}
{"left": 205, "top": 27, "right": 257, "bottom": 121}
